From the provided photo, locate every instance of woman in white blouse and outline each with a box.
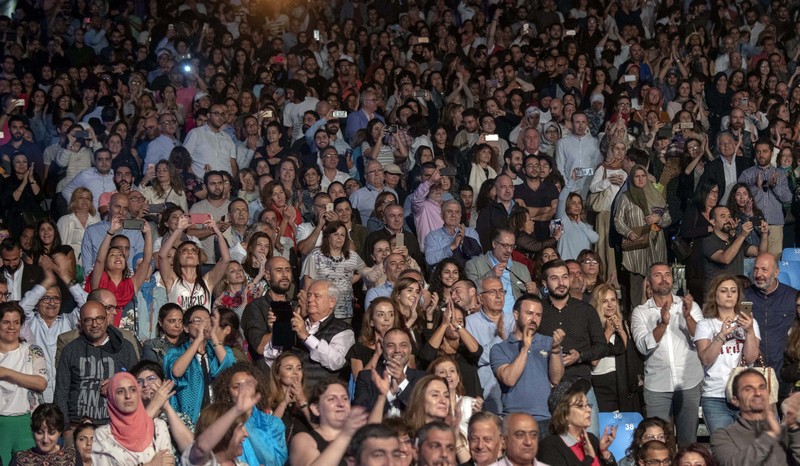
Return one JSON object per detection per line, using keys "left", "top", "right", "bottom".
{"left": 56, "top": 187, "right": 101, "bottom": 260}
{"left": 0, "top": 302, "right": 48, "bottom": 463}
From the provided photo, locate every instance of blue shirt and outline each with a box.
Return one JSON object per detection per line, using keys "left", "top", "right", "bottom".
{"left": 490, "top": 332, "right": 555, "bottom": 419}
{"left": 424, "top": 226, "right": 481, "bottom": 266}
{"left": 350, "top": 185, "right": 398, "bottom": 225}
{"left": 365, "top": 282, "right": 393, "bottom": 310}
{"left": 81, "top": 221, "right": 146, "bottom": 275}
{"left": 345, "top": 110, "right": 384, "bottom": 144}
{"left": 465, "top": 310, "right": 516, "bottom": 414}
{"left": 486, "top": 252, "right": 517, "bottom": 317}
{"left": 61, "top": 168, "right": 116, "bottom": 209}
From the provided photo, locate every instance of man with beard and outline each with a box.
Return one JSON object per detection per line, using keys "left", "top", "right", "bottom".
{"left": 183, "top": 103, "right": 237, "bottom": 178}
{"left": 537, "top": 259, "right": 606, "bottom": 436}
{"left": 0, "top": 115, "right": 44, "bottom": 178}
{"left": 240, "top": 256, "right": 295, "bottom": 361}
{"left": 514, "top": 154, "right": 559, "bottom": 241}
{"left": 476, "top": 175, "right": 526, "bottom": 252}
{"left": 81, "top": 192, "right": 145, "bottom": 275}
{"left": 491, "top": 295, "right": 565, "bottom": 434}
{"left": 0, "top": 238, "right": 44, "bottom": 301}
{"left": 354, "top": 327, "right": 426, "bottom": 414}
{"left": 555, "top": 112, "right": 602, "bottom": 199}
{"left": 451, "top": 279, "right": 480, "bottom": 315}
{"left": 95, "top": 162, "right": 136, "bottom": 216}
{"left": 188, "top": 171, "right": 232, "bottom": 264}
{"left": 744, "top": 253, "right": 798, "bottom": 396}
{"left": 631, "top": 262, "right": 704, "bottom": 447}
{"left": 738, "top": 140, "right": 792, "bottom": 257}
{"left": 711, "top": 370, "right": 800, "bottom": 465}
{"left": 501, "top": 147, "right": 524, "bottom": 186}
{"left": 702, "top": 205, "right": 768, "bottom": 295}
{"left": 722, "top": 106, "right": 756, "bottom": 159}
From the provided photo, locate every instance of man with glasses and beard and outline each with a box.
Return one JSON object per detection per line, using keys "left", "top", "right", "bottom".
{"left": 0, "top": 115, "right": 43, "bottom": 178}
{"left": 241, "top": 256, "right": 295, "bottom": 362}
{"left": 54, "top": 300, "right": 138, "bottom": 437}
{"left": 188, "top": 171, "right": 231, "bottom": 264}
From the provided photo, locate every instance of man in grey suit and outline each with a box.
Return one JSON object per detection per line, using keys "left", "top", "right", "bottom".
{"left": 465, "top": 228, "right": 536, "bottom": 316}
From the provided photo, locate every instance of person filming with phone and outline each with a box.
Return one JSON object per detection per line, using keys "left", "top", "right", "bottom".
{"left": 693, "top": 275, "right": 760, "bottom": 434}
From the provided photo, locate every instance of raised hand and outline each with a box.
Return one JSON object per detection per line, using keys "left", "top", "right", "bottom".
{"left": 599, "top": 425, "right": 617, "bottom": 451}
{"left": 342, "top": 406, "right": 369, "bottom": 436}
{"left": 552, "top": 329, "right": 565, "bottom": 348}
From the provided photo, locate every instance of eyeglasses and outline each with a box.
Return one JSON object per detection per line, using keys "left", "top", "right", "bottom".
{"left": 643, "top": 460, "right": 672, "bottom": 466}
{"left": 480, "top": 289, "right": 506, "bottom": 296}
{"left": 642, "top": 433, "right": 667, "bottom": 442}
{"left": 0, "top": 292, "right": 10, "bottom": 299}
{"left": 571, "top": 402, "right": 593, "bottom": 410}
{"left": 41, "top": 296, "right": 62, "bottom": 303}
{"left": 104, "top": 304, "right": 123, "bottom": 314}
{"left": 82, "top": 315, "right": 107, "bottom": 326}
{"left": 493, "top": 241, "right": 515, "bottom": 250}
{"left": 137, "top": 375, "right": 160, "bottom": 387}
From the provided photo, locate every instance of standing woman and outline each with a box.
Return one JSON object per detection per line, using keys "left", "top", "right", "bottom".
{"left": 1, "top": 154, "right": 45, "bottom": 237}
{"left": 264, "top": 181, "right": 302, "bottom": 245}
{"left": 556, "top": 191, "right": 599, "bottom": 260}
{"left": 57, "top": 187, "right": 101, "bottom": 260}
{"left": 589, "top": 141, "right": 627, "bottom": 281}
{"left": 88, "top": 216, "right": 154, "bottom": 325}
{"left": 164, "top": 305, "right": 236, "bottom": 423}
{"left": 590, "top": 284, "right": 642, "bottom": 413}
{"left": 141, "top": 159, "right": 189, "bottom": 212}
{"left": 301, "top": 221, "right": 365, "bottom": 320}
{"left": 681, "top": 180, "right": 719, "bottom": 302}
{"left": 158, "top": 215, "right": 231, "bottom": 310}
{"left": 694, "top": 275, "right": 760, "bottom": 434}
{"left": 726, "top": 183, "right": 763, "bottom": 279}
{"left": 142, "top": 303, "right": 184, "bottom": 364}
{"left": 614, "top": 165, "right": 670, "bottom": 307}
{"left": 0, "top": 302, "right": 48, "bottom": 465}
{"left": 91, "top": 372, "right": 173, "bottom": 466}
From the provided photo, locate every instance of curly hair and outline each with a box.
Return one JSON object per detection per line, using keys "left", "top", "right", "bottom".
{"left": 211, "top": 361, "right": 271, "bottom": 412}
{"left": 625, "top": 417, "right": 677, "bottom": 460}
{"left": 428, "top": 258, "right": 463, "bottom": 300}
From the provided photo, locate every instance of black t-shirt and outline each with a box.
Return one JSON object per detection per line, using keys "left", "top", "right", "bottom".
{"left": 514, "top": 180, "right": 559, "bottom": 240}
{"left": 701, "top": 233, "right": 751, "bottom": 293}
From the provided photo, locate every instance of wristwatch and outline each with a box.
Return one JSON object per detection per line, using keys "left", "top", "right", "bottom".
{"left": 455, "top": 324, "right": 463, "bottom": 331}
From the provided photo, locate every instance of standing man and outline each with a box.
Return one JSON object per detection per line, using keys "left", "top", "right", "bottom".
{"left": 555, "top": 112, "right": 602, "bottom": 199}
{"left": 81, "top": 193, "right": 145, "bottom": 275}
{"left": 491, "top": 295, "right": 565, "bottom": 434}
{"left": 699, "top": 132, "right": 754, "bottom": 204}
{"left": 744, "top": 253, "right": 798, "bottom": 397}
{"left": 346, "top": 88, "right": 384, "bottom": 143}
{"left": 350, "top": 160, "right": 398, "bottom": 224}
{"left": 738, "top": 140, "right": 792, "bottom": 257}
{"left": 183, "top": 103, "right": 237, "bottom": 178}
{"left": 188, "top": 171, "right": 232, "bottom": 264}
{"left": 631, "top": 262, "right": 704, "bottom": 447}
{"left": 240, "top": 256, "right": 295, "bottom": 361}
{"left": 476, "top": 175, "right": 524, "bottom": 252}
{"left": 466, "top": 277, "right": 516, "bottom": 414}
{"left": 144, "top": 111, "right": 181, "bottom": 167}
{"left": 702, "top": 206, "right": 768, "bottom": 295}
{"left": 537, "top": 259, "right": 607, "bottom": 436}
{"left": 514, "top": 155, "right": 559, "bottom": 241}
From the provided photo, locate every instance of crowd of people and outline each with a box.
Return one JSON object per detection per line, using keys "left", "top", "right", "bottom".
{"left": 5, "top": 0, "right": 800, "bottom": 464}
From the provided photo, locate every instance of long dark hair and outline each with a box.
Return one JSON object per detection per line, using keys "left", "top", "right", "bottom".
{"left": 29, "top": 218, "right": 63, "bottom": 263}
{"left": 173, "top": 241, "right": 210, "bottom": 299}
{"left": 320, "top": 221, "right": 351, "bottom": 259}
{"left": 692, "top": 179, "right": 720, "bottom": 213}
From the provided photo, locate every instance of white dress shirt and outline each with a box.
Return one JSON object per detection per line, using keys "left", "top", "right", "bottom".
{"left": 631, "top": 296, "right": 705, "bottom": 392}
{"left": 183, "top": 125, "right": 236, "bottom": 178}
{"left": 264, "top": 314, "right": 355, "bottom": 371}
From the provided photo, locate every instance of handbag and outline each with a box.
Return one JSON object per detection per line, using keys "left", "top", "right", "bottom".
{"left": 671, "top": 234, "right": 692, "bottom": 262}
{"left": 725, "top": 353, "right": 778, "bottom": 404}
{"left": 587, "top": 168, "right": 613, "bottom": 212}
{"left": 621, "top": 226, "right": 651, "bottom": 251}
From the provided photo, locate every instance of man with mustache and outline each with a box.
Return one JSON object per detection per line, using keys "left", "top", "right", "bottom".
{"left": 702, "top": 205, "right": 768, "bottom": 296}
{"left": 241, "top": 256, "right": 295, "bottom": 361}
{"left": 491, "top": 295, "right": 564, "bottom": 437}
{"left": 537, "top": 259, "right": 607, "bottom": 436}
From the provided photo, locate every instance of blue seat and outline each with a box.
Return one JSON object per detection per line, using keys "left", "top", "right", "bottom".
{"left": 783, "top": 249, "right": 800, "bottom": 262}
{"left": 598, "top": 412, "right": 644, "bottom": 461}
{"left": 779, "top": 261, "right": 800, "bottom": 288}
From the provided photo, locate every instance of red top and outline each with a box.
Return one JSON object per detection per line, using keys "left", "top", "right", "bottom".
{"left": 269, "top": 203, "right": 302, "bottom": 240}
{"left": 84, "top": 271, "right": 135, "bottom": 327}
{"left": 568, "top": 441, "right": 601, "bottom": 466}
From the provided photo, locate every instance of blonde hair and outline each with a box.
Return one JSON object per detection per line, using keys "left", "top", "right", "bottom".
{"left": 68, "top": 187, "right": 97, "bottom": 216}
{"left": 590, "top": 283, "right": 623, "bottom": 325}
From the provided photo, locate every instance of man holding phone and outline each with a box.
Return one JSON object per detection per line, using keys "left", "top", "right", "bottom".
{"left": 241, "top": 256, "right": 295, "bottom": 361}
{"left": 555, "top": 112, "right": 602, "bottom": 199}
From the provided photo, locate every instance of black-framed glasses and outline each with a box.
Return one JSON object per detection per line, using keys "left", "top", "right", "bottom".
{"left": 41, "top": 296, "right": 62, "bottom": 303}
{"left": 82, "top": 315, "right": 107, "bottom": 326}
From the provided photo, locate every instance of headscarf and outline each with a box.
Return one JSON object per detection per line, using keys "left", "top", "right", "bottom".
{"left": 107, "top": 372, "right": 155, "bottom": 452}
{"left": 625, "top": 164, "right": 665, "bottom": 217}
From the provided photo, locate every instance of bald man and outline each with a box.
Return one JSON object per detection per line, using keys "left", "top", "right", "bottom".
{"left": 54, "top": 299, "right": 138, "bottom": 429}
{"left": 744, "top": 253, "right": 798, "bottom": 392}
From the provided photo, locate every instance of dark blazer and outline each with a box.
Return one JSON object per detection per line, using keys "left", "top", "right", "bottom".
{"left": 352, "top": 363, "right": 427, "bottom": 414}
{"left": 698, "top": 155, "right": 754, "bottom": 201}
{"left": 19, "top": 262, "right": 44, "bottom": 297}
{"left": 538, "top": 431, "right": 617, "bottom": 466}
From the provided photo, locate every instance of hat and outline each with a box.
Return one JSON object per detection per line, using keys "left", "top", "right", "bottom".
{"left": 538, "top": 87, "right": 556, "bottom": 100}
{"left": 590, "top": 93, "right": 605, "bottom": 104}
{"left": 548, "top": 378, "right": 592, "bottom": 414}
{"left": 193, "top": 91, "right": 209, "bottom": 102}
{"left": 157, "top": 48, "right": 174, "bottom": 58}
{"left": 525, "top": 106, "right": 541, "bottom": 117}
{"left": 564, "top": 68, "right": 577, "bottom": 78}
{"left": 384, "top": 164, "right": 403, "bottom": 176}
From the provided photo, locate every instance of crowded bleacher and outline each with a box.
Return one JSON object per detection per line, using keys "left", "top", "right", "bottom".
{"left": 4, "top": 0, "right": 800, "bottom": 464}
